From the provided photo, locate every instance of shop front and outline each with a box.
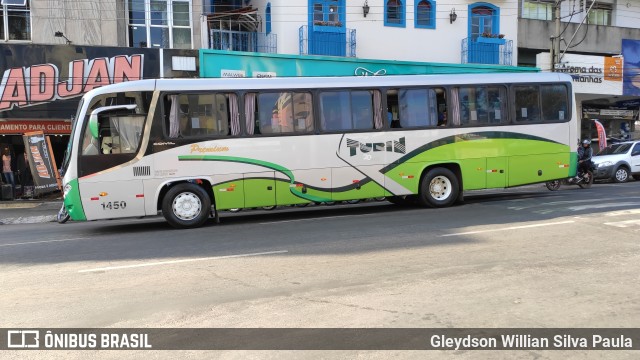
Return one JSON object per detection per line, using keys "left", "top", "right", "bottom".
{"left": 0, "top": 44, "right": 198, "bottom": 198}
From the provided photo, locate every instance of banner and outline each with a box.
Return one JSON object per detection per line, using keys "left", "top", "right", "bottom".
{"left": 22, "top": 131, "right": 61, "bottom": 196}
{"left": 1, "top": 328, "right": 639, "bottom": 350}
{"left": 593, "top": 120, "right": 607, "bottom": 151}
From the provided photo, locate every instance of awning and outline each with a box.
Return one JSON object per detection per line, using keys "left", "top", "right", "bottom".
{"left": 207, "top": 6, "right": 260, "bottom": 33}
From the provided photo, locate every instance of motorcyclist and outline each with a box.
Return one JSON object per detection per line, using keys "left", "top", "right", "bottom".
{"left": 577, "top": 139, "right": 593, "bottom": 178}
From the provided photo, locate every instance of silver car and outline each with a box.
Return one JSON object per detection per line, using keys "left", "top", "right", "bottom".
{"left": 592, "top": 141, "right": 640, "bottom": 183}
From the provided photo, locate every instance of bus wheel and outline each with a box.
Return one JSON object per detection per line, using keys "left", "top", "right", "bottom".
{"left": 418, "top": 168, "right": 459, "bottom": 208}
{"left": 162, "top": 183, "right": 211, "bottom": 229}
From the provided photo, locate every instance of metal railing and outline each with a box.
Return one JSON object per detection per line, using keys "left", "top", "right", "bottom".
{"left": 209, "top": 29, "right": 277, "bottom": 53}
{"left": 299, "top": 25, "right": 356, "bottom": 57}
{"left": 461, "top": 37, "right": 513, "bottom": 66}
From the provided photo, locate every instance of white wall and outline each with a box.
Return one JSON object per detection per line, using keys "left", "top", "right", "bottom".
{"left": 253, "top": 0, "right": 518, "bottom": 64}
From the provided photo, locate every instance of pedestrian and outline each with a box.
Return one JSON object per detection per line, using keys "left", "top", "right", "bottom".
{"left": 2, "top": 146, "right": 16, "bottom": 198}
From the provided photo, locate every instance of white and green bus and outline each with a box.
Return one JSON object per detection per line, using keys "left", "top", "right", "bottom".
{"left": 60, "top": 73, "right": 578, "bottom": 228}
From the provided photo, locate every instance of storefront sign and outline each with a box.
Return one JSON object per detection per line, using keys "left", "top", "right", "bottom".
{"left": 0, "top": 120, "right": 71, "bottom": 135}
{"left": 622, "top": 39, "right": 640, "bottom": 96}
{"left": 599, "top": 109, "right": 634, "bottom": 117}
{"left": 0, "top": 55, "right": 143, "bottom": 112}
{"left": 201, "top": 50, "right": 537, "bottom": 79}
{"left": 536, "top": 53, "right": 623, "bottom": 95}
{"left": 22, "top": 131, "right": 61, "bottom": 195}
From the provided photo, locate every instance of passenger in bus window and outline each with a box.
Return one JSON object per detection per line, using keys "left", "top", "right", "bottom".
{"left": 438, "top": 110, "right": 447, "bottom": 126}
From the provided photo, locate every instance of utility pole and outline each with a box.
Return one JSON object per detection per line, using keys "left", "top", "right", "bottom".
{"left": 551, "top": 0, "right": 562, "bottom": 71}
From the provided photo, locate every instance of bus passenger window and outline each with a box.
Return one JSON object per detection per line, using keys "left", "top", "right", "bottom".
{"left": 319, "top": 90, "right": 380, "bottom": 132}
{"left": 515, "top": 86, "right": 541, "bottom": 122}
{"left": 166, "top": 93, "right": 237, "bottom": 138}
{"left": 251, "top": 92, "right": 313, "bottom": 135}
{"left": 398, "top": 88, "right": 441, "bottom": 128}
{"left": 541, "top": 85, "right": 568, "bottom": 122}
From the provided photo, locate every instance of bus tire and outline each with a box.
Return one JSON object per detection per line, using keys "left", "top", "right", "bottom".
{"left": 162, "top": 183, "right": 211, "bottom": 229}
{"left": 418, "top": 167, "right": 459, "bottom": 208}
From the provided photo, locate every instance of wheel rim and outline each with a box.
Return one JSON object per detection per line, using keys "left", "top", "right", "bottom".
{"left": 615, "top": 169, "right": 628, "bottom": 182}
{"left": 429, "top": 175, "right": 452, "bottom": 200}
{"left": 172, "top": 192, "right": 202, "bottom": 221}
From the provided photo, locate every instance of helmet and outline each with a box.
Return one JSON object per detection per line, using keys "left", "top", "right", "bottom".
{"left": 582, "top": 139, "right": 591, "bottom": 145}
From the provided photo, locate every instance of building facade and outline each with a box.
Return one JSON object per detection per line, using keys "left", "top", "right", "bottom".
{"left": 204, "top": 0, "right": 519, "bottom": 66}
{"left": 518, "top": 0, "right": 640, "bottom": 143}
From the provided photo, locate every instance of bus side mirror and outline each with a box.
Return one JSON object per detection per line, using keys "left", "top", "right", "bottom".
{"left": 89, "top": 104, "right": 138, "bottom": 139}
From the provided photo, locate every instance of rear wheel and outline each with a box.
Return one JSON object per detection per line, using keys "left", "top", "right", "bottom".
{"left": 162, "top": 183, "right": 211, "bottom": 229}
{"left": 578, "top": 171, "right": 594, "bottom": 189}
{"left": 545, "top": 180, "right": 561, "bottom": 191}
{"left": 418, "top": 168, "right": 459, "bottom": 208}
{"left": 613, "top": 166, "right": 629, "bottom": 183}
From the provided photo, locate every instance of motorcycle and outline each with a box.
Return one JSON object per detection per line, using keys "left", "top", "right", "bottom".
{"left": 57, "top": 203, "right": 70, "bottom": 224}
{"left": 545, "top": 168, "right": 594, "bottom": 191}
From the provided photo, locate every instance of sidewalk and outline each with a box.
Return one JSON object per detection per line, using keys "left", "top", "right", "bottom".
{"left": 0, "top": 198, "right": 62, "bottom": 225}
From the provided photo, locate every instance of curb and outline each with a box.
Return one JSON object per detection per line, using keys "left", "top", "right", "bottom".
{"left": 0, "top": 215, "right": 57, "bottom": 225}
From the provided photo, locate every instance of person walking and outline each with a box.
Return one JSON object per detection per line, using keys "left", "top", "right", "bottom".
{"left": 2, "top": 146, "right": 16, "bottom": 198}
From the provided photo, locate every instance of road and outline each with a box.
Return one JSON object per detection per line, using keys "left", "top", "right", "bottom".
{"left": 1, "top": 181, "right": 640, "bottom": 359}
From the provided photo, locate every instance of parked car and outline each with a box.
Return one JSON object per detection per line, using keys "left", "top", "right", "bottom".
{"left": 592, "top": 140, "right": 640, "bottom": 183}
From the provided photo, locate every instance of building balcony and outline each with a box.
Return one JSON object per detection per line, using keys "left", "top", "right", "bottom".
{"left": 209, "top": 29, "right": 277, "bottom": 54}
{"left": 461, "top": 37, "right": 513, "bottom": 66}
{"left": 299, "top": 25, "right": 356, "bottom": 57}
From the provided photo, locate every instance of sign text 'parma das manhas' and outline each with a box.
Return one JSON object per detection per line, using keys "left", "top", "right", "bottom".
{"left": 0, "top": 54, "right": 144, "bottom": 112}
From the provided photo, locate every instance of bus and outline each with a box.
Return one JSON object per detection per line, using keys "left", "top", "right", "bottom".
{"left": 60, "top": 73, "right": 578, "bottom": 228}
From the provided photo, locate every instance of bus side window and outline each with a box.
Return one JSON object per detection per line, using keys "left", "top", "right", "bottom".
{"left": 397, "top": 87, "right": 442, "bottom": 128}
{"left": 515, "top": 85, "right": 541, "bottom": 122}
{"left": 319, "top": 90, "right": 380, "bottom": 132}
{"left": 386, "top": 89, "right": 400, "bottom": 128}
{"left": 167, "top": 93, "right": 237, "bottom": 138}
{"left": 541, "top": 85, "right": 568, "bottom": 122}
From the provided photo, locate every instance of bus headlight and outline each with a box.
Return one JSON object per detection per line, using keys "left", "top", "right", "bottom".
{"left": 63, "top": 183, "right": 72, "bottom": 198}
{"left": 597, "top": 161, "right": 613, "bottom": 168}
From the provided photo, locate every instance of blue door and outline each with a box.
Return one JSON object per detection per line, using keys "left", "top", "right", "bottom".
{"left": 468, "top": 3, "right": 500, "bottom": 64}
{"left": 309, "top": 0, "right": 346, "bottom": 56}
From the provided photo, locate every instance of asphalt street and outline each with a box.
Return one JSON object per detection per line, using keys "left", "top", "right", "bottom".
{"left": 1, "top": 181, "right": 640, "bottom": 359}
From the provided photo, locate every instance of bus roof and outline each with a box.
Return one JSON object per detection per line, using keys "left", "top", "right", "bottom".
{"left": 84, "top": 73, "right": 572, "bottom": 98}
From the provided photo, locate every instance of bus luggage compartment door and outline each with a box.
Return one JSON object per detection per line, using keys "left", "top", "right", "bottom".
{"left": 486, "top": 157, "right": 507, "bottom": 188}
{"left": 79, "top": 179, "right": 145, "bottom": 220}
{"left": 244, "top": 171, "right": 276, "bottom": 208}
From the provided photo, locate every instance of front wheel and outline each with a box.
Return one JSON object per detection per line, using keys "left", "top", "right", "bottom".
{"left": 418, "top": 168, "right": 459, "bottom": 208}
{"left": 545, "top": 180, "right": 561, "bottom": 191}
{"left": 578, "top": 171, "right": 594, "bottom": 189}
{"left": 162, "top": 183, "right": 211, "bottom": 229}
{"left": 613, "top": 166, "right": 630, "bottom": 183}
